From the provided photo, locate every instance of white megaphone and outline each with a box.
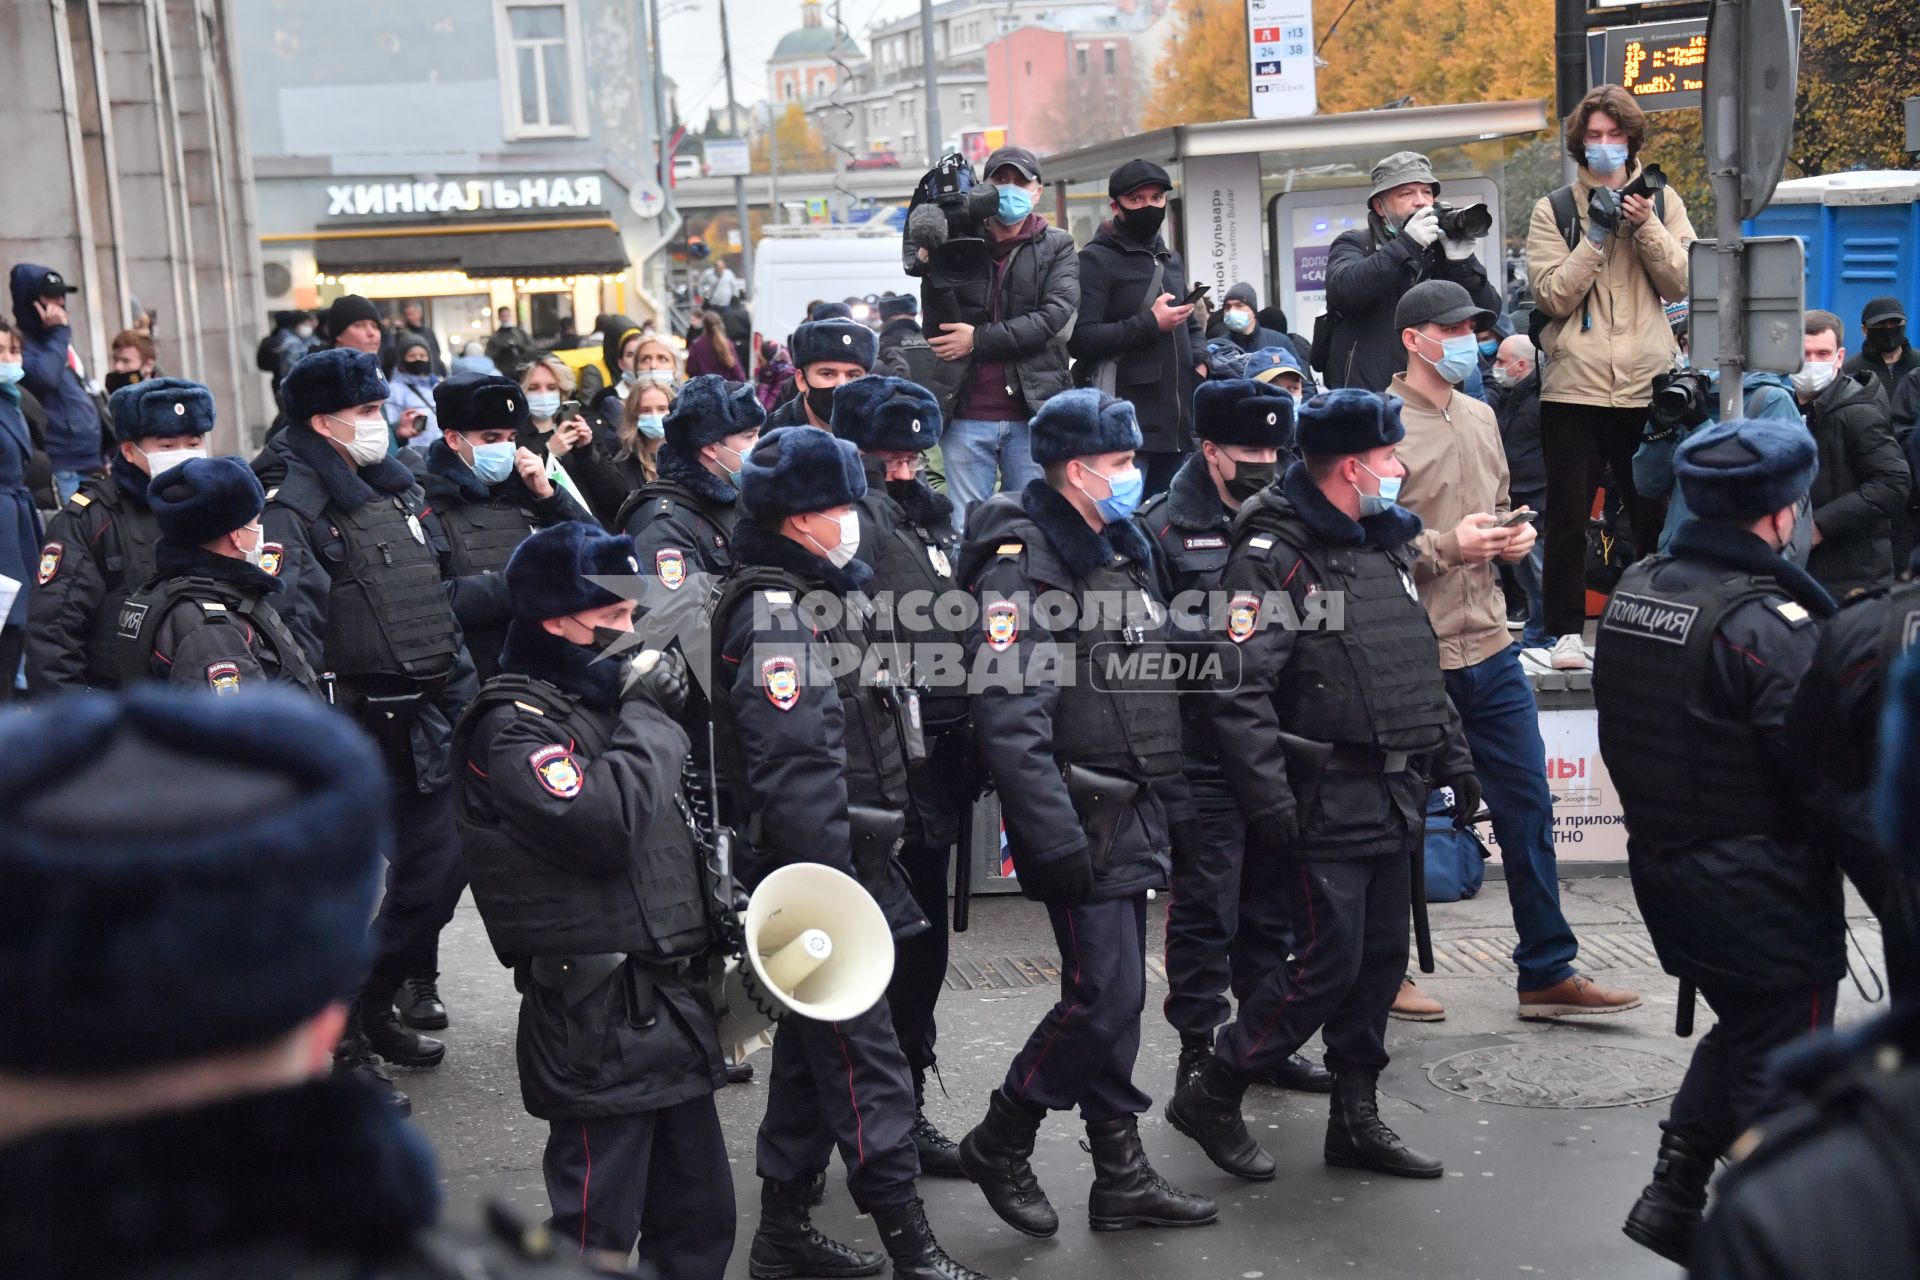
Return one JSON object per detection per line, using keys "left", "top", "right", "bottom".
{"left": 711, "top": 862, "right": 896, "bottom": 1058}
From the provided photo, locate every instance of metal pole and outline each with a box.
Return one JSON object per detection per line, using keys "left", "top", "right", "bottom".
{"left": 719, "top": 0, "right": 753, "bottom": 299}
{"left": 1712, "top": 0, "right": 1747, "bottom": 420}
{"left": 919, "top": 0, "right": 941, "bottom": 166}
{"left": 769, "top": 110, "right": 782, "bottom": 228}
{"left": 1554, "top": 0, "right": 1588, "bottom": 185}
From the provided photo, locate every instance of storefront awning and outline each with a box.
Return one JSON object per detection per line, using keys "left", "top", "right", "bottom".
{"left": 313, "top": 222, "right": 629, "bottom": 279}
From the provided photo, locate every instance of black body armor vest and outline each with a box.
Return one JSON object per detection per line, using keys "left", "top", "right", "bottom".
{"left": 618, "top": 480, "right": 738, "bottom": 576}
{"left": 321, "top": 491, "right": 461, "bottom": 679}
{"left": 82, "top": 482, "right": 160, "bottom": 687}
{"left": 1043, "top": 555, "right": 1186, "bottom": 782}
{"left": 861, "top": 492, "right": 966, "bottom": 726}
{"left": 114, "top": 574, "right": 321, "bottom": 694}
{"left": 437, "top": 497, "right": 536, "bottom": 578}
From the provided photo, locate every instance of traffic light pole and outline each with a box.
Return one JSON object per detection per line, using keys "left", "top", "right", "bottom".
{"left": 719, "top": 0, "right": 753, "bottom": 301}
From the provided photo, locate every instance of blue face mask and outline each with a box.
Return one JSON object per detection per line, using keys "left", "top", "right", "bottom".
{"left": 0, "top": 362, "right": 22, "bottom": 387}
{"left": 1078, "top": 463, "right": 1144, "bottom": 523}
{"left": 636, "top": 412, "right": 666, "bottom": 440}
{"left": 1224, "top": 310, "right": 1254, "bottom": 334}
{"left": 468, "top": 440, "right": 517, "bottom": 485}
{"left": 996, "top": 183, "right": 1035, "bottom": 226}
{"left": 1478, "top": 339, "right": 1499, "bottom": 358}
{"left": 1356, "top": 461, "right": 1403, "bottom": 518}
{"left": 1586, "top": 142, "right": 1629, "bottom": 176}
{"left": 1420, "top": 332, "right": 1481, "bottom": 385}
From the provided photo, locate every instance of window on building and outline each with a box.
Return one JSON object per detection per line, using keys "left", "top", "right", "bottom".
{"left": 785, "top": 80, "right": 797, "bottom": 100}
{"left": 816, "top": 74, "right": 829, "bottom": 96}
{"left": 902, "top": 130, "right": 915, "bottom": 157}
{"left": 1076, "top": 46, "right": 1088, "bottom": 75}
{"left": 496, "top": 1, "right": 584, "bottom": 138}
{"left": 959, "top": 88, "right": 975, "bottom": 113}
{"left": 1104, "top": 45, "right": 1116, "bottom": 74}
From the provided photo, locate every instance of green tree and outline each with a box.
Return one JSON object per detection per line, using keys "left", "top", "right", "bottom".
{"left": 752, "top": 102, "right": 831, "bottom": 174}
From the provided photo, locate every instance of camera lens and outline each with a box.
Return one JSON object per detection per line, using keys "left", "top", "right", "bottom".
{"left": 1435, "top": 202, "right": 1493, "bottom": 240}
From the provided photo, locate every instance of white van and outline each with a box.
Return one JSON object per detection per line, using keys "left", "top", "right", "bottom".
{"left": 750, "top": 226, "right": 917, "bottom": 349}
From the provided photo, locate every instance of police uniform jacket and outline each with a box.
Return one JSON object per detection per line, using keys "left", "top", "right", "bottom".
{"left": 453, "top": 625, "right": 725, "bottom": 1121}
{"left": 1202, "top": 466, "right": 1471, "bottom": 859}
{"left": 25, "top": 455, "right": 160, "bottom": 695}
{"left": 762, "top": 394, "right": 813, "bottom": 431}
{"left": 0, "top": 1077, "right": 593, "bottom": 1279}
{"left": 416, "top": 440, "right": 592, "bottom": 682}
{"left": 619, "top": 442, "right": 741, "bottom": 585}
{"left": 712, "top": 520, "right": 928, "bottom": 938}
{"left": 957, "top": 480, "right": 1192, "bottom": 900}
{"left": 1594, "top": 519, "right": 1845, "bottom": 990}
{"left": 1137, "top": 453, "right": 1240, "bottom": 767}
{"left": 141, "top": 543, "right": 318, "bottom": 695}
{"left": 259, "top": 429, "right": 478, "bottom": 792}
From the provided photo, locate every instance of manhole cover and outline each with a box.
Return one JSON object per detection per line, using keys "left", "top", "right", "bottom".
{"left": 1427, "top": 1043, "right": 1685, "bottom": 1109}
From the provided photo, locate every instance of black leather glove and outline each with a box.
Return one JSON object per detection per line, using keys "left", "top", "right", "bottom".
{"left": 622, "top": 649, "right": 689, "bottom": 721}
{"left": 1442, "top": 773, "right": 1482, "bottom": 831}
{"left": 1017, "top": 848, "right": 1094, "bottom": 905}
{"left": 1246, "top": 807, "right": 1300, "bottom": 858}
{"left": 1586, "top": 187, "right": 1622, "bottom": 244}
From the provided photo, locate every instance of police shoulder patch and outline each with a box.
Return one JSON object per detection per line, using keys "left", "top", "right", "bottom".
{"left": 36, "top": 542, "right": 62, "bottom": 585}
{"left": 984, "top": 600, "right": 1019, "bottom": 652}
{"left": 206, "top": 661, "right": 242, "bottom": 695}
{"left": 68, "top": 492, "right": 92, "bottom": 509}
{"left": 1244, "top": 533, "right": 1276, "bottom": 561}
{"left": 258, "top": 542, "right": 284, "bottom": 577}
{"left": 761, "top": 655, "right": 801, "bottom": 710}
{"left": 1600, "top": 590, "right": 1698, "bottom": 645}
{"left": 995, "top": 542, "right": 1024, "bottom": 556}
{"left": 655, "top": 547, "right": 687, "bottom": 589}
{"left": 528, "top": 744, "right": 584, "bottom": 798}
{"left": 1226, "top": 592, "right": 1260, "bottom": 644}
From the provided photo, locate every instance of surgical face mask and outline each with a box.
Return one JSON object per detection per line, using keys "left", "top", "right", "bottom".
{"left": 1781, "top": 499, "right": 1813, "bottom": 565}
{"left": 620, "top": 368, "right": 641, "bottom": 386}
{"left": 1419, "top": 332, "right": 1480, "bottom": 385}
{"left": 139, "top": 444, "right": 208, "bottom": 478}
{"left": 636, "top": 369, "right": 676, "bottom": 388}
{"left": 0, "top": 362, "right": 23, "bottom": 387}
{"left": 1478, "top": 339, "right": 1499, "bottom": 358}
{"left": 804, "top": 510, "right": 861, "bottom": 567}
{"left": 1491, "top": 364, "right": 1521, "bottom": 389}
{"left": 712, "top": 443, "right": 745, "bottom": 486}
{"left": 1223, "top": 309, "right": 1254, "bottom": 334}
{"left": 1355, "top": 461, "right": 1403, "bottom": 518}
{"left": 295, "top": 323, "right": 315, "bottom": 340}
{"left": 237, "top": 522, "right": 265, "bottom": 568}
{"left": 468, "top": 440, "right": 517, "bottom": 485}
{"left": 526, "top": 389, "right": 561, "bottom": 421}
{"left": 401, "top": 358, "right": 431, "bottom": 377}
{"left": 805, "top": 383, "right": 838, "bottom": 424}
{"left": 635, "top": 412, "right": 666, "bottom": 440}
{"left": 1076, "top": 463, "right": 1144, "bottom": 523}
{"left": 1586, "top": 142, "right": 1629, "bottom": 176}
{"left": 995, "top": 183, "right": 1035, "bottom": 226}
{"left": 1792, "top": 360, "right": 1836, "bottom": 398}
{"left": 1223, "top": 458, "right": 1275, "bottom": 504}
{"left": 326, "top": 412, "right": 390, "bottom": 467}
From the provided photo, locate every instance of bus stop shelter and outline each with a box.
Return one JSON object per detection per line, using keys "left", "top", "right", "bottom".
{"left": 1039, "top": 100, "right": 1551, "bottom": 336}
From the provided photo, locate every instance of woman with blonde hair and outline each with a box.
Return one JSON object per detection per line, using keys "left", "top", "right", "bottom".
{"left": 515, "top": 353, "right": 628, "bottom": 525}
{"left": 613, "top": 376, "right": 673, "bottom": 491}
{"left": 590, "top": 329, "right": 683, "bottom": 445}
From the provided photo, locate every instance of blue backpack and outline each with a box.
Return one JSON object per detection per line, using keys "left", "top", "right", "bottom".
{"left": 1423, "top": 790, "right": 1489, "bottom": 902}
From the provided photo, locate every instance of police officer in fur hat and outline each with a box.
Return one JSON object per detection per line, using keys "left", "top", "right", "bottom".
{"left": 1690, "top": 650, "right": 1920, "bottom": 1277}
{"left": 830, "top": 375, "right": 969, "bottom": 1176}
{"left": 0, "top": 688, "right": 592, "bottom": 1278}
{"left": 765, "top": 317, "right": 878, "bottom": 430}
{"left": 417, "top": 374, "right": 592, "bottom": 686}
{"left": 620, "top": 374, "right": 765, "bottom": 586}
{"left": 1134, "top": 380, "right": 1330, "bottom": 1098}
{"left": 1595, "top": 417, "right": 1846, "bottom": 1266}
{"left": 122, "top": 456, "right": 320, "bottom": 695}
{"left": 1169, "top": 389, "right": 1472, "bottom": 1186}
{"left": 262, "top": 347, "right": 479, "bottom": 1105}
{"left": 954, "top": 388, "right": 1216, "bottom": 1237}
{"left": 709, "top": 426, "right": 991, "bottom": 1280}
{"left": 451, "top": 522, "right": 735, "bottom": 1277}
{"left": 25, "top": 377, "right": 210, "bottom": 695}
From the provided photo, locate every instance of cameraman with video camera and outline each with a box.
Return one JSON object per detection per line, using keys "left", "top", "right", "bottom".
{"left": 1321, "top": 151, "right": 1503, "bottom": 394}
{"left": 1527, "top": 85, "right": 1695, "bottom": 673}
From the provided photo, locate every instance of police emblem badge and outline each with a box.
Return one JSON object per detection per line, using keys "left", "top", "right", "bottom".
{"left": 529, "top": 744, "right": 584, "bottom": 799}
{"left": 1226, "top": 592, "right": 1260, "bottom": 644}
{"left": 985, "top": 601, "right": 1019, "bottom": 653}
{"left": 762, "top": 655, "right": 800, "bottom": 711}
{"left": 206, "top": 661, "right": 242, "bottom": 695}
{"left": 258, "top": 542, "right": 284, "bottom": 577}
{"left": 36, "top": 542, "right": 61, "bottom": 585}
{"left": 655, "top": 547, "right": 687, "bottom": 589}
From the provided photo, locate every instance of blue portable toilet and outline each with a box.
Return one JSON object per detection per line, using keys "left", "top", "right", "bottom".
{"left": 1745, "top": 171, "right": 1920, "bottom": 348}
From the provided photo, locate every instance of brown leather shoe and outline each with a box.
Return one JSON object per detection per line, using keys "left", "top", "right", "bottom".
{"left": 1388, "top": 977, "right": 1446, "bottom": 1022}
{"left": 1518, "top": 973, "right": 1643, "bottom": 1019}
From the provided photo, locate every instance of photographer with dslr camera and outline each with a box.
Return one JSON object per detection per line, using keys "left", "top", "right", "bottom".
{"left": 1633, "top": 363, "right": 1800, "bottom": 553}
{"left": 1321, "top": 151, "right": 1503, "bottom": 394}
{"left": 1527, "top": 85, "right": 1695, "bottom": 673}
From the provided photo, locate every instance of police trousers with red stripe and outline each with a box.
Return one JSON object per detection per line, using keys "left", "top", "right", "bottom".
{"left": 543, "top": 1095, "right": 734, "bottom": 1279}
{"left": 1215, "top": 851, "right": 1409, "bottom": 1078}
{"left": 1665, "top": 980, "right": 1839, "bottom": 1158}
{"left": 756, "top": 1003, "right": 921, "bottom": 1212}
{"left": 1004, "top": 894, "right": 1155, "bottom": 1120}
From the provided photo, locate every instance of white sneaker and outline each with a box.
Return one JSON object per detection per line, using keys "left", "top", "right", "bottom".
{"left": 1550, "top": 634, "right": 1592, "bottom": 671}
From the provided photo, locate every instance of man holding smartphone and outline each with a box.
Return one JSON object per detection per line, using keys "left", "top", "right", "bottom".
{"left": 1068, "top": 160, "right": 1209, "bottom": 498}
{"left": 1388, "top": 280, "right": 1641, "bottom": 1023}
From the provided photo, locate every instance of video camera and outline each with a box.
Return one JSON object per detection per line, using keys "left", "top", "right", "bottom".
{"left": 1433, "top": 201, "right": 1493, "bottom": 241}
{"left": 903, "top": 152, "right": 997, "bottom": 339}
{"left": 1647, "top": 368, "right": 1714, "bottom": 436}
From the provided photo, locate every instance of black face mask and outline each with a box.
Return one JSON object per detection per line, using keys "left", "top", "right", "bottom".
{"left": 805, "top": 383, "right": 838, "bottom": 424}
{"left": 591, "top": 625, "right": 631, "bottom": 654}
{"left": 402, "top": 358, "right": 432, "bottom": 376}
{"left": 1224, "top": 459, "right": 1275, "bottom": 504}
{"left": 887, "top": 477, "right": 922, "bottom": 504}
{"left": 1118, "top": 204, "right": 1166, "bottom": 242}
{"left": 1867, "top": 325, "right": 1908, "bottom": 354}
{"left": 105, "top": 370, "right": 144, "bottom": 394}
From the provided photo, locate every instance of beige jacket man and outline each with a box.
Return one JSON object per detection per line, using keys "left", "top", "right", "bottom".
{"left": 1391, "top": 373, "right": 1516, "bottom": 670}
{"left": 1527, "top": 160, "right": 1696, "bottom": 410}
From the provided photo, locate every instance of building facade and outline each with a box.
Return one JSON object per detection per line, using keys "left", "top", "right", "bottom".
{"left": 768, "top": 0, "right": 865, "bottom": 107}
{"left": 0, "top": 0, "right": 269, "bottom": 447}
{"left": 231, "top": 0, "right": 671, "bottom": 357}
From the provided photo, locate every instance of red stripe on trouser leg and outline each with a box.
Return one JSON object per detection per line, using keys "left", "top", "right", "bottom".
{"left": 578, "top": 1123, "right": 592, "bottom": 1256}
{"left": 833, "top": 1023, "right": 867, "bottom": 1168}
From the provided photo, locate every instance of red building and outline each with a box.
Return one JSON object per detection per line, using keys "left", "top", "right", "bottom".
{"left": 984, "top": 25, "right": 1138, "bottom": 157}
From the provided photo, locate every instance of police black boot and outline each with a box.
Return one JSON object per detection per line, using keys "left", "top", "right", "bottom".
{"left": 955, "top": 1087, "right": 1058, "bottom": 1238}
{"left": 1324, "top": 1072, "right": 1442, "bottom": 1178}
{"left": 748, "top": 1177, "right": 885, "bottom": 1280}
{"left": 359, "top": 1004, "right": 446, "bottom": 1069}
{"left": 872, "top": 1198, "right": 993, "bottom": 1280}
{"left": 1262, "top": 1052, "right": 1334, "bottom": 1093}
{"left": 397, "top": 974, "right": 449, "bottom": 1030}
{"left": 1085, "top": 1115, "right": 1218, "bottom": 1232}
{"left": 1621, "top": 1127, "right": 1716, "bottom": 1264}
{"left": 911, "top": 1071, "right": 965, "bottom": 1179}
{"left": 1174, "top": 1035, "right": 1212, "bottom": 1095}
{"left": 1166, "top": 1058, "right": 1275, "bottom": 1181}
{"left": 332, "top": 1033, "right": 411, "bottom": 1116}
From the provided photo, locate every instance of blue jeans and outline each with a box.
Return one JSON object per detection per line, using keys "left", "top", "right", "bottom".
{"left": 52, "top": 468, "right": 87, "bottom": 504}
{"left": 1441, "top": 643, "right": 1578, "bottom": 992}
{"left": 943, "top": 417, "right": 1042, "bottom": 517}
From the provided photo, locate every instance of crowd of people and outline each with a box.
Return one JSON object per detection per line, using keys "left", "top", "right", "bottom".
{"left": 2, "top": 78, "right": 1919, "bottom": 1280}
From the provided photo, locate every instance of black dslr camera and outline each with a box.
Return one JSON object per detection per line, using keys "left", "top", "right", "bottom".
{"left": 1433, "top": 201, "right": 1493, "bottom": 240}
{"left": 1647, "top": 368, "right": 1713, "bottom": 438}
